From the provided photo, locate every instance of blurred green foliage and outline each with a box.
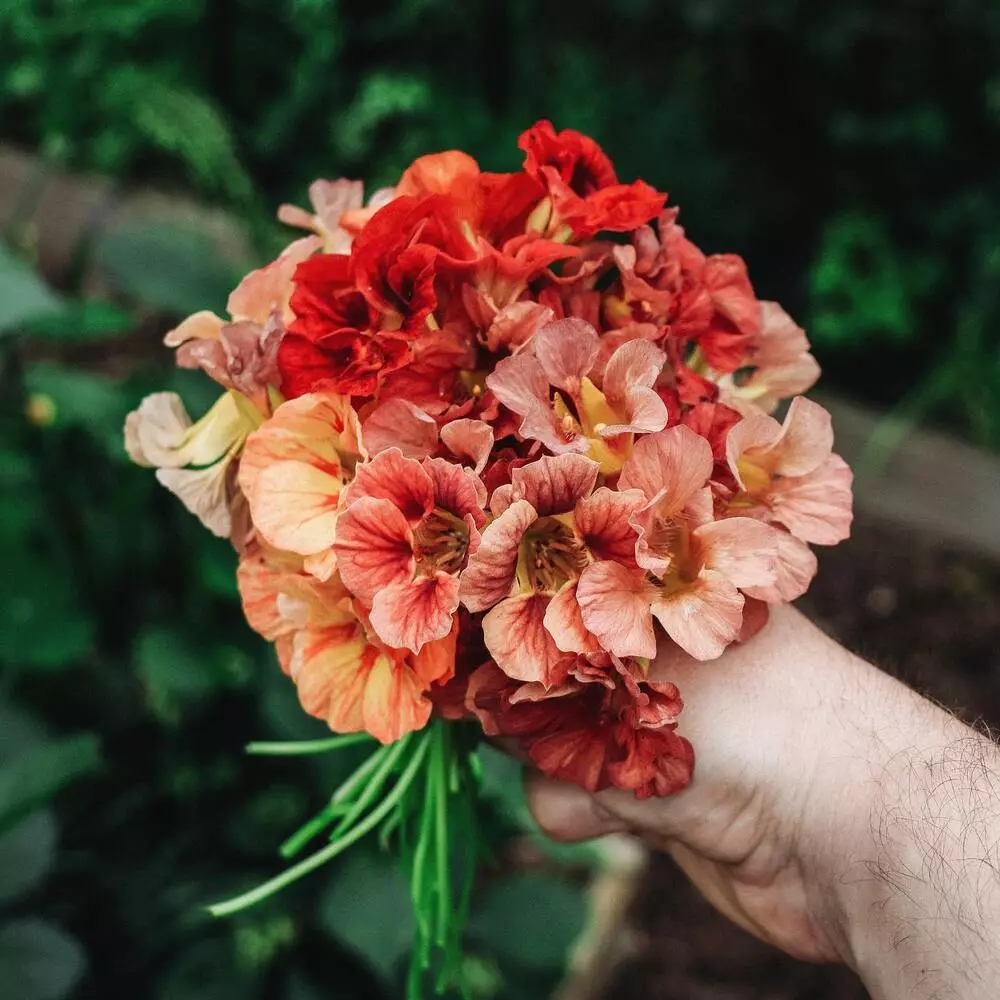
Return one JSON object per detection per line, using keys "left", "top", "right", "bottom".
{"left": 2, "top": 0, "right": 999, "bottom": 440}
{"left": 2, "top": 2, "right": 1000, "bottom": 997}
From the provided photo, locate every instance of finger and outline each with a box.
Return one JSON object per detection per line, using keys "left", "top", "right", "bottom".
{"left": 524, "top": 773, "right": 627, "bottom": 842}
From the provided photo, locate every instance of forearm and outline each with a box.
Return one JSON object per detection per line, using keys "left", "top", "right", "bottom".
{"left": 827, "top": 675, "right": 1000, "bottom": 998}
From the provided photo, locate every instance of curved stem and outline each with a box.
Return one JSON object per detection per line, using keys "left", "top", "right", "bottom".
{"left": 207, "top": 735, "right": 432, "bottom": 918}
{"left": 245, "top": 733, "right": 374, "bottom": 756}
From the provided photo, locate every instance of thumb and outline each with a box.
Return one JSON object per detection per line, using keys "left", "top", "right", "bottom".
{"left": 524, "top": 773, "right": 628, "bottom": 842}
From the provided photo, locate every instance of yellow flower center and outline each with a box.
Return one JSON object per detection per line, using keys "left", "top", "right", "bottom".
{"left": 413, "top": 509, "right": 471, "bottom": 576}
{"left": 516, "top": 517, "right": 587, "bottom": 594}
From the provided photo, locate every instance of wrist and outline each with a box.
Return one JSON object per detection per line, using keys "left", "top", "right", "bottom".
{"left": 821, "top": 691, "right": 1000, "bottom": 998}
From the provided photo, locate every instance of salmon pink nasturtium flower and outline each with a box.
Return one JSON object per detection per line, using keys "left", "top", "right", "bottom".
{"left": 487, "top": 317, "right": 669, "bottom": 473}
{"left": 238, "top": 391, "right": 363, "bottom": 580}
{"left": 333, "top": 448, "right": 487, "bottom": 653}
{"left": 577, "top": 425, "right": 779, "bottom": 661}
{"left": 460, "top": 453, "right": 646, "bottom": 687}
{"left": 238, "top": 542, "right": 455, "bottom": 744}
{"left": 725, "top": 396, "right": 853, "bottom": 546}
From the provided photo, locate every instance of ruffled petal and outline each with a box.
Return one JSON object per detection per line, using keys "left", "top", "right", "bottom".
{"left": 577, "top": 561, "right": 657, "bottom": 659}
{"left": 333, "top": 496, "right": 414, "bottom": 602}
{"left": 770, "top": 454, "right": 853, "bottom": 545}
{"left": 650, "top": 569, "right": 744, "bottom": 660}
{"left": 543, "top": 580, "right": 604, "bottom": 659}
{"left": 362, "top": 398, "right": 439, "bottom": 459}
{"left": 618, "top": 425, "right": 713, "bottom": 513}
{"left": 156, "top": 457, "right": 234, "bottom": 538}
{"left": 490, "top": 452, "right": 599, "bottom": 517}
{"left": 695, "top": 517, "right": 778, "bottom": 590}
{"left": 344, "top": 448, "right": 435, "bottom": 522}
{"left": 440, "top": 418, "right": 494, "bottom": 474}
{"left": 459, "top": 499, "right": 536, "bottom": 612}
{"left": 482, "top": 594, "right": 575, "bottom": 687}
{"left": 531, "top": 318, "right": 600, "bottom": 392}
{"left": 573, "top": 486, "right": 645, "bottom": 563}
{"left": 369, "top": 573, "right": 460, "bottom": 653}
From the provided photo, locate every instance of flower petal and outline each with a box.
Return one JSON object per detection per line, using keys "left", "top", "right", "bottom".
{"left": 128, "top": 391, "right": 243, "bottom": 468}
{"left": 440, "top": 418, "right": 494, "bottom": 474}
{"left": 577, "top": 561, "right": 657, "bottom": 659}
{"left": 618, "top": 425, "right": 713, "bottom": 513}
{"left": 333, "top": 496, "right": 414, "bottom": 602}
{"left": 369, "top": 573, "right": 460, "bottom": 653}
{"left": 574, "top": 486, "right": 645, "bottom": 563}
{"left": 163, "top": 309, "right": 225, "bottom": 348}
{"left": 422, "top": 457, "right": 487, "bottom": 524}
{"left": 156, "top": 458, "right": 233, "bottom": 538}
{"left": 344, "top": 448, "right": 435, "bottom": 522}
{"left": 482, "top": 594, "right": 574, "bottom": 686}
{"left": 651, "top": 569, "right": 744, "bottom": 660}
{"left": 770, "top": 397, "right": 834, "bottom": 477}
{"left": 531, "top": 318, "right": 600, "bottom": 392}
{"left": 490, "top": 452, "right": 599, "bottom": 517}
{"left": 743, "top": 530, "right": 817, "bottom": 603}
{"left": 599, "top": 339, "right": 668, "bottom": 436}
{"left": 771, "top": 453, "right": 853, "bottom": 544}
{"left": 695, "top": 517, "right": 778, "bottom": 589}
{"left": 459, "top": 499, "right": 536, "bottom": 612}
{"left": 249, "top": 460, "right": 343, "bottom": 555}
{"left": 543, "top": 580, "right": 603, "bottom": 659}
{"left": 362, "top": 398, "right": 439, "bottom": 459}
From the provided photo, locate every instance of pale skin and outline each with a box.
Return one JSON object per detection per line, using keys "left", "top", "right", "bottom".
{"left": 525, "top": 606, "right": 1000, "bottom": 999}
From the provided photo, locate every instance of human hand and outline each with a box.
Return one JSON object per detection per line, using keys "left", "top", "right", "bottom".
{"left": 525, "top": 605, "right": 1000, "bottom": 998}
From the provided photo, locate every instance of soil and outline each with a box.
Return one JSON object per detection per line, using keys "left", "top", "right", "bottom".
{"left": 598, "top": 514, "right": 1000, "bottom": 1000}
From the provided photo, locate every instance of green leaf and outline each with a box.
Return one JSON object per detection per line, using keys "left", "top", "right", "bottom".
{"left": 0, "top": 245, "right": 65, "bottom": 335}
{"left": 319, "top": 852, "right": 414, "bottom": 982}
{"left": 0, "top": 734, "right": 101, "bottom": 836}
{"left": 467, "top": 872, "right": 584, "bottom": 972}
{"left": 0, "top": 920, "right": 85, "bottom": 1000}
{"left": 0, "top": 811, "right": 57, "bottom": 905}
{"left": 95, "top": 220, "right": 238, "bottom": 316}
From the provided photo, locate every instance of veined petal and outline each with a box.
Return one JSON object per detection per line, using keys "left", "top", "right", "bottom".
{"left": 619, "top": 425, "right": 713, "bottom": 513}
{"left": 361, "top": 652, "right": 434, "bottom": 744}
{"left": 695, "top": 517, "right": 778, "bottom": 589}
{"left": 770, "top": 453, "right": 853, "bottom": 544}
{"left": 490, "top": 452, "right": 599, "bottom": 517}
{"left": 333, "top": 496, "right": 414, "bottom": 602}
{"left": 577, "top": 560, "right": 657, "bottom": 659}
{"left": 574, "top": 486, "right": 645, "bottom": 563}
{"left": 599, "top": 339, "right": 668, "bottom": 436}
{"left": 651, "top": 569, "right": 744, "bottom": 660}
{"left": 459, "top": 499, "right": 536, "bottom": 611}
{"left": 531, "top": 318, "right": 599, "bottom": 392}
{"left": 423, "top": 456, "right": 487, "bottom": 522}
{"left": 239, "top": 392, "right": 356, "bottom": 503}
{"left": 482, "top": 594, "right": 574, "bottom": 687}
{"left": 345, "top": 448, "right": 435, "bottom": 522}
{"left": 362, "top": 398, "right": 439, "bottom": 459}
{"left": 543, "top": 580, "right": 603, "bottom": 659}
{"left": 250, "top": 460, "right": 343, "bottom": 555}
{"left": 487, "top": 353, "right": 584, "bottom": 454}
{"left": 288, "top": 623, "right": 369, "bottom": 731}
{"left": 770, "top": 397, "right": 834, "bottom": 477}
{"left": 440, "top": 418, "right": 494, "bottom": 474}
{"left": 743, "top": 530, "right": 817, "bottom": 603}
{"left": 369, "top": 573, "right": 460, "bottom": 653}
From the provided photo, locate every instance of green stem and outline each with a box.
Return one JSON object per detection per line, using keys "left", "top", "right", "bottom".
{"left": 330, "top": 733, "right": 413, "bottom": 840}
{"left": 208, "top": 735, "right": 432, "bottom": 918}
{"left": 246, "top": 733, "right": 374, "bottom": 756}
{"left": 434, "top": 726, "right": 452, "bottom": 949}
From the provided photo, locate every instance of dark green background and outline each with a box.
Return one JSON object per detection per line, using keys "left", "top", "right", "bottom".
{"left": 1, "top": 2, "right": 999, "bottom": 998}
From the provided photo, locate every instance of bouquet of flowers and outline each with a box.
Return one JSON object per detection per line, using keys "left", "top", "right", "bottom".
{"left": 126, "top": 120, "right": 852, "bottom": 996}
